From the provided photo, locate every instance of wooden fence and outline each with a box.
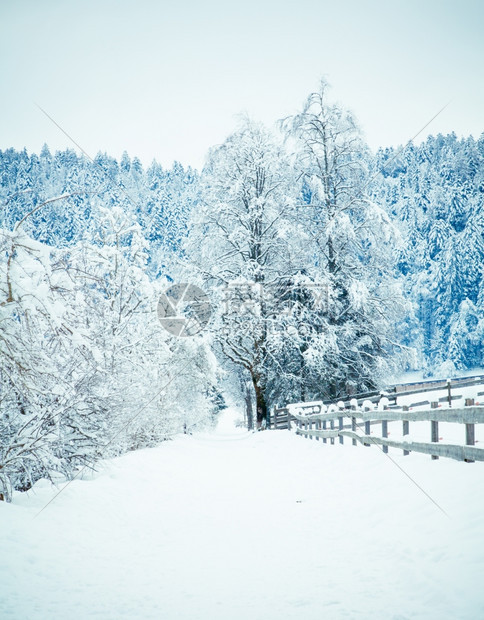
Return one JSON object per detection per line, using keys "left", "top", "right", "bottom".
{"left": 297, "top": 375, "right": 484, "bottom": 409}
{"left": 269, "top": 398, "right": 484, "bottom": 463}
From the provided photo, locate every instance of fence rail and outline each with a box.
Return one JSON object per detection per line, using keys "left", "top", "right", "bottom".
{"left": 269, "top": 397, "right": 484, "bottom": 463}
{"left": 311, "top": 375, "right": 484, "bottom": 409}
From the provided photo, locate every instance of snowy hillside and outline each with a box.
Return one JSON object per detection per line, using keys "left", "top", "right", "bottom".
{"left": 1, "top": 408, "right": 483, "bottom": 619}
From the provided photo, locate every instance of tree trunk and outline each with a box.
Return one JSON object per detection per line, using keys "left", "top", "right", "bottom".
{"left": 245, "top": 383, "right": 254, "bottom": 430}
{"left": 250, "top": 371, "right": 267, "bottom": 429}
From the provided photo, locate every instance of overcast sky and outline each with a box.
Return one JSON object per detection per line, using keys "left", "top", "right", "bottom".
{"left": 1, "top": 0, "right": 482, "bottom": 169}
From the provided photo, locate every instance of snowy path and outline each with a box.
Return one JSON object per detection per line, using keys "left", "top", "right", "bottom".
{"left": 1, "top": 407, "right": 483, "bottom": 619}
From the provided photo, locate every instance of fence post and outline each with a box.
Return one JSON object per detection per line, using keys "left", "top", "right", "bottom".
{"left": 350, "top": 403, "right": 357, "bottom": 446}
{"left": 381, "top": 404, "right": 389, "bottom": 454}
{"left": 316, "top": 418, "right": 321, "bottom": 441}
{"left": 465, "top": 398, "right": 475, "bottom": 463}
{"left": 287, "top": 409, "right": 291, "bottom": 431}
{"left": 402, "top": 405, "right": 410, "bottom": 456}
{"left": 339, "top": 416, "right": 344, "bottom": 444}
{"left": 309, "top": 418, "right": 313, "bottom": 440}
{"left": 364, "top": 420, "right": 371, "bottom": 446}
{"left": 330, "top": 419, "right": 335, "bottom": 445}
{"left": 352, "top": 416, "right": 357, "bottom": 446}
{"left": 382, "top": 420, "right": 388, "bottom": 453}
{"left": 430, "top": 401, "right": 439, "bottom": 460}
{"left": 322, "top": 420, "right": 327, "bottom": 444}
{"left": 431, "top": 419, "right": 439, "bottom": 460}
{"left": 447, "top": 378, "right": 452, "bottom": 407}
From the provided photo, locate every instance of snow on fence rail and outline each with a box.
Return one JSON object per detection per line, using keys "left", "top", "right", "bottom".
{"left": 270, "top": 397, "right": 484, "bottom": 463}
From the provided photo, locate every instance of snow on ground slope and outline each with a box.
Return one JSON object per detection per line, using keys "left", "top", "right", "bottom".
{"left": 1, "top": 406, "right": 483, "bottom": 619}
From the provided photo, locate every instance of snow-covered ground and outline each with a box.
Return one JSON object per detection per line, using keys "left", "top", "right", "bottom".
{"left": 1, "top": 406, "right": 483, "bottom": 619}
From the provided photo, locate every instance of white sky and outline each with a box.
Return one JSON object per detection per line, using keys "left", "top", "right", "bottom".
{"left": 1, "top": 0, "right": 482, "bottom": 170}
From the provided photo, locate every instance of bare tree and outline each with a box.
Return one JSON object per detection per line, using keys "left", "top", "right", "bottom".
{"left": 281, "top": 79, "right": 407, "bottom": 397}
{"left": 187, "top": 119, "right": 297, "bottom": 427}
